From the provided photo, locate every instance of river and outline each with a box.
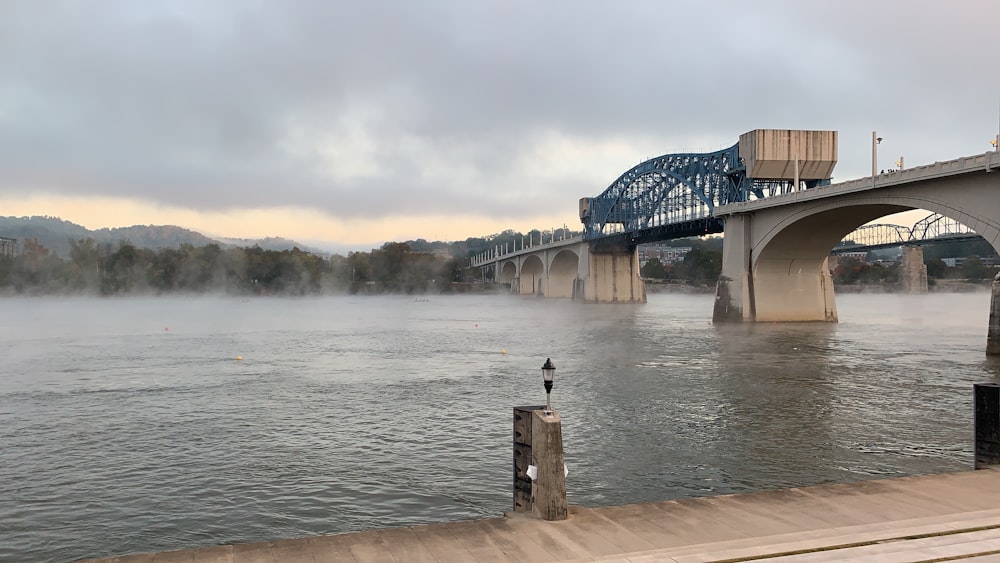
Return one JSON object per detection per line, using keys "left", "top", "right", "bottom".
{"left": 2, "top": 292, "right": 998, "bottom": 561}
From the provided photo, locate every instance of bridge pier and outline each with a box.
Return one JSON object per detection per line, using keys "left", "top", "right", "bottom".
{"left": 989, "top": 274, "right": 1000, "bottom": 356}
{"left": 713, "top": 214, "right": 838, "bottom": 323}
{"left": 713, "top": 214, "right": 754, "bottom": 321}
{"left": 900, "top": 246, "right": 928, "bottom": 293}
{"left": 580, "top": 247, "right": 646, "bottom": 304}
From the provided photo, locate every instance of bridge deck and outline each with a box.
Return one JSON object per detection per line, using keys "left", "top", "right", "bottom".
{"left": 717, "top": 150, "right": 1000, "bottom": 216}
{"left": 80, "top": 468, "right": 1000, "bottom": 562}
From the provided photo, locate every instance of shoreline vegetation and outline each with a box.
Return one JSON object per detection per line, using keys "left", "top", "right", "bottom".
{"left": 0, "top": 219, "right": 996, "bottom": 296}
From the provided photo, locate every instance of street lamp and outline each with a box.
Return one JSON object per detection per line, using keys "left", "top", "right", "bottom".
{"left": 872, "top": 131, "right": 883, "bottom": 187}
{"left": 541, "top": 358, "right": 555, "bottom": 412}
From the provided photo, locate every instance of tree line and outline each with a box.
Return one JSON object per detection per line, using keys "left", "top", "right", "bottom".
{"left": 0, "top": 227, "right": 581, "bottom": 296}
{"left": 5, "top": 231, "right": 996, "bottom": 296}
{"left": 0, "top": 238, "right": 478, "bottom": 296}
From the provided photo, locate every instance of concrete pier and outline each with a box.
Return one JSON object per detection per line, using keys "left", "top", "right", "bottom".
{"left": 900, "top": 245, "right": 928, "bottom": 293}
{"left": 989, "top": 273, "right": 1000, "bottom": 355}
{"left": 79, "top": 468, "right": 1000, "bottom": 562}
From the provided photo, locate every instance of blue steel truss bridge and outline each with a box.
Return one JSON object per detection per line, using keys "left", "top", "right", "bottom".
{"left": 579, "top": 130, "right": 836, "bottom": 252}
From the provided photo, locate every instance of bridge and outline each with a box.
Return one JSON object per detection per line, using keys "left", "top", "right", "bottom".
{"left": 473, "top": 129, "right": 1000, "bottom": 342}
{"left": 833, "top": 213, "right": 979, "bottom": 253}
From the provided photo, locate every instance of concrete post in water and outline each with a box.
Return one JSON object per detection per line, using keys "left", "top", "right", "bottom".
{"left": 530, "top": 409, "right": 568, "bottom": 521}
{"left": 989, "top": 274, "right": 1000, "bottom": 356}
{"left": 975, "top": 383, "right": 1000, "bottom": 468}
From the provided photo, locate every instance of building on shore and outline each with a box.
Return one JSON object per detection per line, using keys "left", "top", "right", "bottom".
{"left": 0, "top": 237, "right": 16, "bottom": 257}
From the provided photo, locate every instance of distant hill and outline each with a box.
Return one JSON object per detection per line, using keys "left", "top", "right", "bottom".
{"left": 213, "top": 235, "right": 323, "bottom": 253}
{"left": 0, "top": 216, "right": 321, "bottom": 256}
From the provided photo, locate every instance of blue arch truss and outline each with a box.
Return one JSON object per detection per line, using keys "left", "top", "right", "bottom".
{"left": 580, "top": 143, "right": 817, "bottom": 250}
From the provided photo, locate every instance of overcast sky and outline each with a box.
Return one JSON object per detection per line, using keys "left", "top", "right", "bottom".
{"left": 2, "top": 0, "right": 999, "bottom": 251}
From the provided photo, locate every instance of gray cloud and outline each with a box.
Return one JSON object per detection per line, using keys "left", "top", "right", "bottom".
{"left": 2, "top": 0, "right": 999, "bottom": 224}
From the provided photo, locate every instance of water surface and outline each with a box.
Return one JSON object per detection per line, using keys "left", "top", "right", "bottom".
{"left": 1, "top": 292, "right": 998, "bottom": 561}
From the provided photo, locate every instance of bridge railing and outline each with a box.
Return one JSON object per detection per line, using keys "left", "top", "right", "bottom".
{"left": 471, "top": 236, "right": 584, "bottom": 267}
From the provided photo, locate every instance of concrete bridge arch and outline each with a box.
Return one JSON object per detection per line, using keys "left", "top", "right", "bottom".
{"left": 715, "top": 165, "right": 1000, "bottom": 322}
{"left": 499, "top": 246, "right": 584, "bottom": 297}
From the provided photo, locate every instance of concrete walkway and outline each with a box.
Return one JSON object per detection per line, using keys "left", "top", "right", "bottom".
{"left": 80, "top": 469, "right": 1000, "bottom": 562}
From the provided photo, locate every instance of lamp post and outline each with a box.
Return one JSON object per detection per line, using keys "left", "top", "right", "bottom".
{"left": 872, "top": 131, "right": 883, "bottom": 187}
{"left": 541, "top": 358, "right": 555, "bottom": 412}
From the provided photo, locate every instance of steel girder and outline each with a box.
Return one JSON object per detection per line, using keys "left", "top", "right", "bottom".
{"left": 579, "top": 143, "right": 815, "bottom": 244}
{"left": 580, "top": 141, "right": 839, "bottom": 245}
{"left": 911, "top": 213, "right": 974, "bottom": 240}
{"left": 581, "top": 144, "right": 745, "bottom": 242}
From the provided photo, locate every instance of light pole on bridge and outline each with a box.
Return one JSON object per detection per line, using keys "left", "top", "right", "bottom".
{"left": 872, "top": 131, "right": 883, "bottom": 188}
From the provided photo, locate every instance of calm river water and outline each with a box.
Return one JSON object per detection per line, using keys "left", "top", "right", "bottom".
{"left": 2, "top": 292, "right": 999, "bottom": 561}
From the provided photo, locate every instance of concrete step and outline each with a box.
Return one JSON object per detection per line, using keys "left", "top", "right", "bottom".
{"left": 574, "top": 508, "right": 1000, "bottom": 563}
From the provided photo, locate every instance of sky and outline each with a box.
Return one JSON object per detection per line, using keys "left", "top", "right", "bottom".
{"left": 2, "top": 0, "right": 1000, "bottom": 253}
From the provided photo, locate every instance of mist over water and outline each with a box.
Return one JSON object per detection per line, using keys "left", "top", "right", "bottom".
{"left": 2, "top": 292, "right": 998, "bottom": 561}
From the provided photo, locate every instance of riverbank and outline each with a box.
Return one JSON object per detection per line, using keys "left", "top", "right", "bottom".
{"left": 78, "top": 468, "right": 1000, "bottom": 562}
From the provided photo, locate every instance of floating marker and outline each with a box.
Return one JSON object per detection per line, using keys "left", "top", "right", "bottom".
{"left": 236, "top": 355, "right": 243, "bottom": 361}
{"left": 501, "top": 349, "right": 507, "bottom": 355}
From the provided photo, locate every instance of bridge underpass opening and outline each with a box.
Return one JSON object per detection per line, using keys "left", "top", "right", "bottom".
{"left": 547, "top": 249, "right": 580, "bottom": 299}
{"left": 717, "top": 201, "right": 1000, "bottom": 324}
{"left": 499, "top": 261, "right": 517, "bottom": 289}
{"left": 520, "top": 255, "right": 544, "bottom": 296}
{"left": 753, "top": 204, "right": 910, "bottom": 322}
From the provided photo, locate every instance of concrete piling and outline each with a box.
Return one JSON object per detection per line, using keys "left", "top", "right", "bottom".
{"left": 513, "top": 405, "right": 568, "bottom": 519}
{"left": 988, "top": 274, "right": 1000, "bottom": 356}
{"left": 975, "top": 383, "right": 1000, "bottom": 468}
{"left": 530, "top": 409, "right": 568, "bottom": 521}
{"left": 512, "top": 406, "right": 543, "bottom": 512}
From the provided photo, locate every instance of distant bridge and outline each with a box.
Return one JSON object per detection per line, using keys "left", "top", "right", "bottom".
{"left": 833, "top": 213, "right": 980, "bottom": 253}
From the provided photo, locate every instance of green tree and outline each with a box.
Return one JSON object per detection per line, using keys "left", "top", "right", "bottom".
{"left": 925, "top": 257, "right": 948, "bottom": 279}
{"left": 962, "top": 256, "right": 992, "bottom": 280}
{"left": 69, "top": 238, "right": 102, "bottom": 293}
{"left": 682, "top": 246, "right": 722, "bottom": 285}
{"left": 641, "top": 258, "right": 667, "bottom": 280}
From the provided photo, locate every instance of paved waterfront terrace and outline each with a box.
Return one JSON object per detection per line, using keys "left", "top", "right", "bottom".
{"left": 82, "top": 468, "right": 1000, "bottom": 562}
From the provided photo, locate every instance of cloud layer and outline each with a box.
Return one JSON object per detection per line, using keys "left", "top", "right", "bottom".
{"left": 2, "top": 0, "right": 999, "bottom": 243}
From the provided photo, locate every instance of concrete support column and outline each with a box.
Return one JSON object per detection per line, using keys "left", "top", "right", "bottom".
{"left": 714, "top": 214, "right": 754, "bottom": 322}
{"left": 988, "top": 274, "right": 1000, "bottom": 356}
{"left": 714, "top": 214, "right": 837, "bottom": 323}
{"left": 900, "top": 246, "right": 928, "bottom": 293}
{"left": 975, "top": 383, "right": 1000, "bottom": 468}
{"left": 530, "top": 410, "right": 567, "bottom": 521}
{"left": 585, "top": 248, "right": 646, "bottom": 303}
